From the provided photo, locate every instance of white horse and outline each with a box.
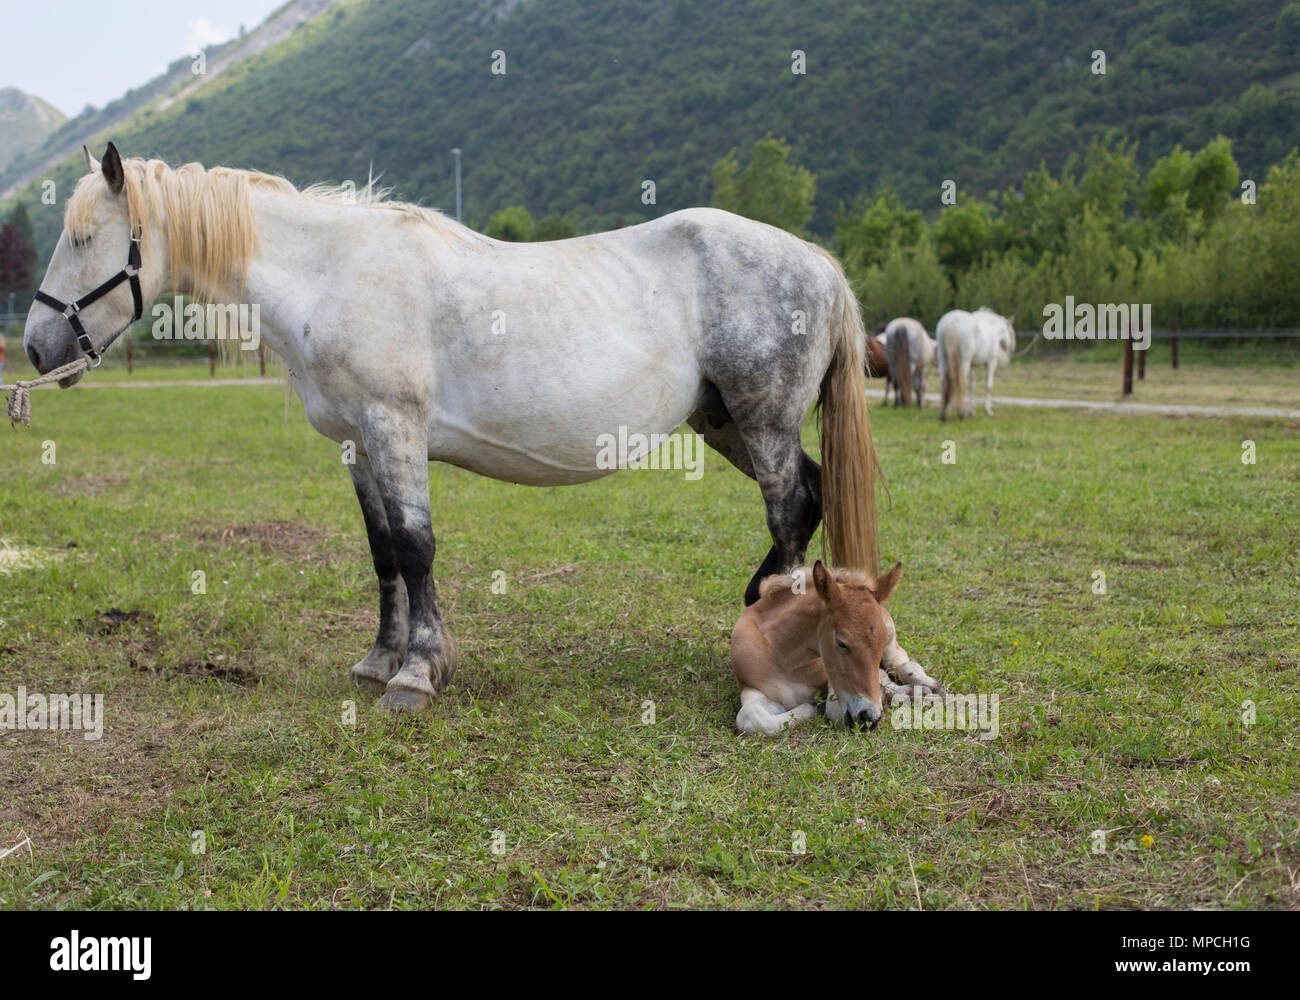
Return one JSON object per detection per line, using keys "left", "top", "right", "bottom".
{"left": 24, "top": 144, "right": 883, "bottom": 714}
{"left": 935, "top": 307, "right": 1015, "bottom": 419}
{"left": 882, "top": 317, "right": 936, "bottom": 409}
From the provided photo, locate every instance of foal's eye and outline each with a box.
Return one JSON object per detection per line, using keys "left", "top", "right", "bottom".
{"left": 834, "top": 637, "right": 849, "bottom": 652}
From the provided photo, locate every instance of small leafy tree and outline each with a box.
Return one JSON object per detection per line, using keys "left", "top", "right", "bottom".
{"left": 0, "top": 223, "right": 34, "bottom": 301}
{"left": 484, "top": 205, "right": 535, "bottom": 242}
{"left": 711, "top": 135, "right": 816, "bottom": 236}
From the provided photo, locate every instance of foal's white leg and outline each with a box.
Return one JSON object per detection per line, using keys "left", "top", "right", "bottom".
{"left": 878, "top": 668, "right": 914, "bottom": 705}
{"left": 736, "top": 688, "right": 817, "bottom": 735}
{"left": 984, "top": 358, "right": 998, "bottom": 416}
{"left": 883, "top": 635, "right": 943, "bottom": 697}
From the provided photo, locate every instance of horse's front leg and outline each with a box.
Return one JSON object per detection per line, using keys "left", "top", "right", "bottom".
{"left": 983, "top": 359, "right": 998, "bottom": 416}
{"left": 347, "top": 456, "right": 409, "bottom": 691}
{"left": 362, "top": 410, "right": 457, "bottom": 712}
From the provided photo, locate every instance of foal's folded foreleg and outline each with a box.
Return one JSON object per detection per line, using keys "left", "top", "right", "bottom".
{"left": 882, "top": 637, "right": 943, "bottom": 700}
{"left": 361, "top": 410, "right": 457, "bottom": 712}
{"left": 736, "top": 689, "right": 818, "bottom": 735}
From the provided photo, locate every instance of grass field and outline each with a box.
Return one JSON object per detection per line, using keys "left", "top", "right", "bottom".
{"left": 0, "top": 364, "right": 1297, "bottom": 909}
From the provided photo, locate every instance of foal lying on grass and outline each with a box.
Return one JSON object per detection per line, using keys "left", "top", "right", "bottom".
{"left": 730, "top": 561, "right": 943, "bottom": 735}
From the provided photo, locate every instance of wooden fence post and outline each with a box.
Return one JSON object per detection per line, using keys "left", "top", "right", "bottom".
{"left": 1122, "top": 325, "right": 1133, "bottom": 397}
{"left": 1171, "top": 318, "right": 1179, "bottom": 369}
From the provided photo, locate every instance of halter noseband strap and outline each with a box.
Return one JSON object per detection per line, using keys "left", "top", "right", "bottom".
{"left": 32, "top": 228, "right": 143, "bottom": 367}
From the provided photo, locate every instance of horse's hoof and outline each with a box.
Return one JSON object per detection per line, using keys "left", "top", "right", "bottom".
{"left": 378, "top": 686, "right": 433, "bottom": 713}
{"left": 351, "top": 672, "right": 387, "bottom": 694}
{"left": 349, "top": 648, "right": 403, "bottom": 693}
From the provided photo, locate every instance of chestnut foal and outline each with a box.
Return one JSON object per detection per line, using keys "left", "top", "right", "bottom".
{"left": 730, "top": 561, "right": 942, "bottom": 735}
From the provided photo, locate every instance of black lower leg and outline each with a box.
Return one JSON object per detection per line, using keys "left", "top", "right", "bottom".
{"left": 351, "top": 465, "right": 408, "bottom": 656}
{"left": 743, "top": 452, "right": 823, "bottom": 606}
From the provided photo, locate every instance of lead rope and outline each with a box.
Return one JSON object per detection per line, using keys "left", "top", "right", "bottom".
{"left": 3, "top": 357, "right": 91, "bottom": 428}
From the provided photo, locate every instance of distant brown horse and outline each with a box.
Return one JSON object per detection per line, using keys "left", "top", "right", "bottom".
{"left": 865, "top": 324, "right": 890, "bottom": 387}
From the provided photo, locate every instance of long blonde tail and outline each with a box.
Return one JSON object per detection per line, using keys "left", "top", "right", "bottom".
{"left": 941, "top": 330, "right": 965, "bottom": 415}
{"left": 895, "top": 331, "right": 913, "bottom": 407}
{"left": 813, "top": 248, "right": 879, "bottom": 574}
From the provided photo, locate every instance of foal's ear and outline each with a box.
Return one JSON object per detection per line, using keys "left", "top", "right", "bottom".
{"left": 812, "top": 560, "right": 837, "bottom": 602}
{"left": 872, "top": 562, "right": 903, "bottom": 604}
{"left": 102, "top": 142, "right": 124, "bottom": 195}
{"left": 82, "top": 144, "right": 98, "bottom": 174}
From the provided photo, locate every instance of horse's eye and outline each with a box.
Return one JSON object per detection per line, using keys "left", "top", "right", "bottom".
{"left": 834, "top": 637, "right": 849, "bottom": 652}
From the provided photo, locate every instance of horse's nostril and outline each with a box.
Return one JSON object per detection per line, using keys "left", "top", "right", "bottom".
{"left": 857, "top": 709, "right": 872, "bottom": 726}
{"left": 27, "top": 344, "right": 41, "bottom": 370}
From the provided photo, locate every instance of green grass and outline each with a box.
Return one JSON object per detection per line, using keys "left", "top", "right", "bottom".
{"left": 0, "top": 376, "right": 1297, "bottom": 909}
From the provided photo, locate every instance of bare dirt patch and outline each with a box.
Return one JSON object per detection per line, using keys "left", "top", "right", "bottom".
{"left": 50, "top": 474, "right": 128, "bottom": 498}
{"left": 174, "top": 658, "right": 259, "bottom": 686}
{"left": 0, "top": 717, "right": 182, "bottom": 851}
{"left": 155, "top": 519, "right": 359, "bottom": 566}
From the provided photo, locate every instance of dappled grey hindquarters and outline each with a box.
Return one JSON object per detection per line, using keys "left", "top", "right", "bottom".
{"left": 0, "top": 0, "right": 1297, "bottom": 926}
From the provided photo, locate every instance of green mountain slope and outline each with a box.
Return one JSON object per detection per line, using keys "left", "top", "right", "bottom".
{"left": 0, "top": 88, "right": 67, "bottom": 172}
{"left": 8, "top": 0, "right": 1300, "bottom": 259}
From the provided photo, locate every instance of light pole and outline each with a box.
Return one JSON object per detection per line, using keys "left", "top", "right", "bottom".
{"left": 451, "top": 148, "right": 462, "bottom": 223}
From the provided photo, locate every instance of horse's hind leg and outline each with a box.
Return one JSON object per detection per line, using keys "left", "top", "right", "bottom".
{"left": 347, "top": 456, "right": 409, "bottom": 691}
{"left": 742, "top": 433, "right": 822, "bottom": 605}
{"left": 688, "top": 407, "right": 821, "bottom": 606}
{"left": 361, "top": 410, "right": 457, "bottom": 712}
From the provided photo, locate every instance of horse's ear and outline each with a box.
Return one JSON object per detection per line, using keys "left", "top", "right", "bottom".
{"left": 872, "top": 562, "right": 903, "bottom": 604}
{"left": 82, "top": 144, "right": 98, "bottom": 174}
{"left": 102, "top": 142, "right": 125, "bottom": 194}
{"left": 812, "top": 560, "right": 837, "bottom": 602}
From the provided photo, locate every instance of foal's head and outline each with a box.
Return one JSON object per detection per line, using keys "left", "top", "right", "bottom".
{"left": 811, "top": 560, "right": 903, "bottom": 730}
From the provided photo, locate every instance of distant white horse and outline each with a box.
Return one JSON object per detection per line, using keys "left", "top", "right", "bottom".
{"left": 24, "top": 144, "right": 883, "bottom": 714}
{"left": 935, "top": 308, "right": 1015, "bottom": 419}
{"left": 882, "top": 317, "right": 935, "bottom": 409}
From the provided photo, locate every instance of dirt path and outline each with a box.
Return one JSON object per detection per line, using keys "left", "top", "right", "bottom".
{"left": 12, "top": 377, "right": 1296, "bottom": 419}
{"left": 918, "top": 391, "right": 1300, "bottom": 420}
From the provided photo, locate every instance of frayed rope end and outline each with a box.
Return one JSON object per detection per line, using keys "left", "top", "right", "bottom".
{"left": 3, "top": 357, "right": 92, "bottom": 428}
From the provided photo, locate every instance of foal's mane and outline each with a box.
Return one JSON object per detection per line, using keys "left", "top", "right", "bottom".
{"left": 757, "top": 566, "right": 878, "bottom": 602}
{"left": 64, "top": 157, "right": 474, "bottom": 301}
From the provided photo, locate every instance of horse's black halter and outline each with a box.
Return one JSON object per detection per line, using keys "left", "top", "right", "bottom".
{"left": 32, "top": 227, "right": 143, "bottom": 367}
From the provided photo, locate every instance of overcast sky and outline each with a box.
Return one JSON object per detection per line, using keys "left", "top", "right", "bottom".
{"left": 1, "top": 0, "right": 286, "bottom": 116}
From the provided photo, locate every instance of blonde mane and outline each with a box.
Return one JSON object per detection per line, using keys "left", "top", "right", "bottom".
{"left": 64, "top": 158, "right": 474, "bottom": 302}
{"left": 757, "top": 565, "right": 878, "bottom": 602}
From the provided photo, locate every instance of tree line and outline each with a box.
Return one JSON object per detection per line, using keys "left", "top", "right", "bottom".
{"left": 6, "top": 131, "right": 1297, "bottom": 339}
